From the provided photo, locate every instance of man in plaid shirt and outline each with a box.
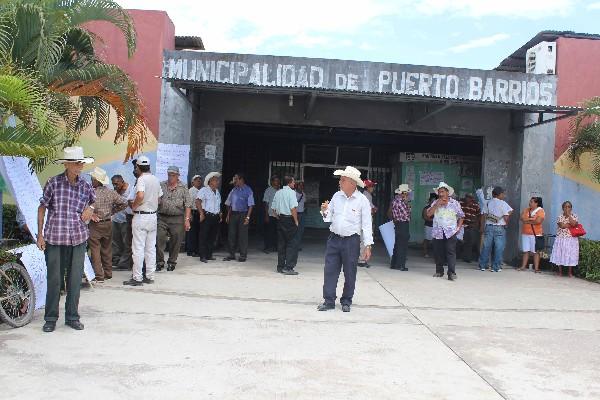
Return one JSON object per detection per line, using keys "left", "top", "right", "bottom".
{"left": 37, "top": 147, "right": 96, "bottom": 333}
{"left": 390, "top": 184, "right": 411, "bottom": 271}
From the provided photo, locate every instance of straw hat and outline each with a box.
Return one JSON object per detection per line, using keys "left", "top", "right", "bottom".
{"left": 433, "top": 182, "right": 454, "bottom": 197}
{"left": 54, "top": 146, "right": 94, "bottom": 164}
{"left": 89, "top": 167, "right": 109, "bottom": 185}
{"left": 333, "top": 166, "right": 364, "bottom": 188}
{"left": 394, "top": 184, "right": 411, "bottom": 194}
{"left": 204, "top": 172, "right": 221, "bottom": 187}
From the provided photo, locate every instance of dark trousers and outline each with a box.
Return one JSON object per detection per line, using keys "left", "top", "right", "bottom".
{"left": 124, "top": 214, "right": 134, "bottom": 268}
{"left": 323, "top": 234, "right": 360, "bottom": 306}
{"left": 392, "top": 221, "right": 410, "bottom": 269}
{"left": 186, "top": 210, "right": 200, "bottom": 254}
{"left": 88, "top": 220, "right": 112, "bottom": 280}
{"left": 293, "top": 212, "right": 305, "bottom": 248}
{"left": 112, "top": 221, "right": 131, "bottom": 268}
{"left": 277, "top": 216, "right": 299, "bottom": 269}
{"left": 433, "top": 233, "right": 457, "bottom": 275}
{"left": 461, "top": 226, "right": 479, "bottom": 262}
{"left": 228, "top": 211, "right": 249, "bottom": 258}
{"left": 44, "top": 243, "right": 86, "bottom": 322}
{"left": 199, "top": 213, "right": 219, "bottom": 259}
{"left": 156, "top": 214, "right": 185, "bottom": 265}
{"left": 264, "top": 216, "right": 278, "bottom": 251}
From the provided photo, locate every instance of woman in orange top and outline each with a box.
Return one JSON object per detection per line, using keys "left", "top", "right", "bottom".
{"left": 518, "top": 197, "right": 545, "bottom": 273}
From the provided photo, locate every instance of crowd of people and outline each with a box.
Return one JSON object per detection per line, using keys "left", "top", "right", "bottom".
{"left": 35, "top": 147, "right": 583, "bottom": 332}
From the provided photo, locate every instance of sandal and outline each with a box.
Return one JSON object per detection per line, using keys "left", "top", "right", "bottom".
{"left": 534, "top": 269, "right": 542, "bottom": 274}
{"left": 516, "top": 267, "right": 527, "bottom": 271}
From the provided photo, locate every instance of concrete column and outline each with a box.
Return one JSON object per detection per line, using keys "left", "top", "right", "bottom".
{"left": 189, "top": 118, "right": 225, "bottom": 182}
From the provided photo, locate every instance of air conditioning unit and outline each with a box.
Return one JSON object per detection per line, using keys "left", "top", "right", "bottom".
{"left": 526, "top": 41, "right": 556, "bottom": 74}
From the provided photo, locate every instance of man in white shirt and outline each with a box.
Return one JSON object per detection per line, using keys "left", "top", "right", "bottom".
{"left": 123, "top": 156, "right": 163, "bottom": 286}
{"left": 318, "top": 166, "right": 373, "bottom": 313}
{"left": 196, "top": 172, "right": 222, "bottom": 263}
{"left": 478, "top": 186, "right": 513, "bottom": 272}
{"left": 186, "top": 174, "right": 202, "bottom": 257}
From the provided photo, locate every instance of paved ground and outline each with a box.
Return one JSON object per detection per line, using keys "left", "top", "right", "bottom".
{"left": 1, "top": 236, "right": 600, "bottom": 400}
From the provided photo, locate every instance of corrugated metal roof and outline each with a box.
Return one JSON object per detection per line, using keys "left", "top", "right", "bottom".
{"left": 168, "top": 78, "right": 582, "bottom": 113}
{"left": 496, "top": 31, "right": 600, "bottom": 72}
{"left": 175, "top": 36, "right": 204, "bottom": 51}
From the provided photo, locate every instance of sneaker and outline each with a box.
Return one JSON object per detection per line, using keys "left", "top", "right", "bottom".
{"left": 166, "top": 263, "right": 176, "bottom": 272}
{"left": 155, "top": 263, "right": 164, "bottom": 272}
{"left": 448, "top": 273, "right": 457, "bottom": 281}
{"left": 341, "top": 304, "right": 351, "bottom": 312}
{"left": 142, "top": 278, "right": 154, "bottom": 284}
{"left": 123, "top": 278, "right": 142, "bottom": 286}
{"left": 282, "top": 268, "right": 299, "bottom": 275}
{"left": 317, "top": 303, "right": 335, "bottom": 311}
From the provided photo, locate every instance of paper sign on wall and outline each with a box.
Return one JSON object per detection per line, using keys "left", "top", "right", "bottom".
{"left": 155, "top": 143, "right": 190, "bottom": 181}
{"left": 204, "top": 144, "right": 216, "bottom": 160}
{"left": 419, "top": 171, "right": 444, "bottom": 186}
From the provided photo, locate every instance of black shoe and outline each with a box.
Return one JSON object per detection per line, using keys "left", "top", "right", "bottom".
{"left": 65, "top": 320, "right": 85, "bottom": 330}
{"left": 282, "top": 268, "right": 298, "bottom": 275}
{"left": 208, "top": 257, "right": 216, "bottom": 261}
{"left": 238, "top": 257, "right": 246, "bottom": 262}
{"left": 400, "top": 267, "right": 408, "bottom": 271}
{"left": 166, "top": 263, "right": 176, "bottom": 272}
{"left": 358, "top": 262, "right": 368, "bottom": 268}
{"left": 448, "top": 273, "right": 457, "bottom": 281}
{"left": 200, "top": 258, "right": 208, "bottom": 263}
{"left": 342, "top": 304, "right": 351, "bottom": 312}
{"left": 42, "top": 321, "right": 56, "bottom": 333}
{"left": 123, "top": 278, "right": 143, "bottom": 286}
{"left": 142, "top": 278, "right": 154, "bottom": 284}
{"left": 277, "top": 267, "right": 284, "bottom": 273}
{"left": 155, "top": 263, "right": 164, "bottom": 272}
{"left": 317, "top": 303, "right": 335, "bottom": 311}
{"left": 186, "top": 252, "right": 194, "bottom": 257}
{"left": 223, "top": 256, "right": 235, "bottom": 261}
{"left": 433, "top": 273, "right": 444, "bottom": 277}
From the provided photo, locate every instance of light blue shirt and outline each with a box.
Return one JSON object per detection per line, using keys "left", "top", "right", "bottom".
{"left": 271, "top": 186, "right": 298, "bottom": 216}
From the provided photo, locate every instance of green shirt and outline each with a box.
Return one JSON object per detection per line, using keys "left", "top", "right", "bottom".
{"left": 271, "top": 186, "right": 298, "bottom": 216}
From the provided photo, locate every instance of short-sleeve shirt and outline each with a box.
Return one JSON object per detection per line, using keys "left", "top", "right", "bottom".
{"left": 556, "top": 213, "right": 578, "bottom": 238}
{"left": 159, "top": 181, "right": 192, "bottom": 216}
{"left": 197, "top": 186, "right": 221, "bottom": 214}
{"left": 521, "top": 207, "right": 545, "bottom": 235}
{"left": 483, "top": 198, "right": 513, "bottom": 226}
{"left": 296, "top": 191, "right": 306, "bottom": 213}
{"left": 225, "top": 184, "right": 255, "bottom": 212}
{"left": 189, "top": 186, "right": 200, "bottom": 210}
{"left": 135, "top": 173, "right": 162, "bottom": 212}
{"left": 272, "top": 186, "right": 299, "bottom": 216}
{"left": 40, "top": 172, "right": 96, "bottom": 246}
{"left": 430, "top": 198, "right": 465, "bottom": 240}
{"left": 263, "top": 186, "right": 278, "bottom": 217}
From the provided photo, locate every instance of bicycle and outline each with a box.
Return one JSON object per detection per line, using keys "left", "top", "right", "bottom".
{"left": 0, "top": 251, "right": 36, "bottom": 328}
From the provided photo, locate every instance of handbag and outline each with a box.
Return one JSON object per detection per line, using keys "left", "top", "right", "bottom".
{"left": 530, "top": 224, "right": 545, "bottom": 252}
{"left": 568, "top": 223, "right": 586, "bottom": 237}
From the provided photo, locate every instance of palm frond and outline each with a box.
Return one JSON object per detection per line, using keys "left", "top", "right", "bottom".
{"left": 567, "top": 97, "right": 600, "bottom": 182}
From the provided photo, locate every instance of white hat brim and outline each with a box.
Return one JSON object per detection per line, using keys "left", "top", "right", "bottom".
{"left": 434, "top": 185, "right": 454, "bottom": 196}
{"left": 204, "top": 172, "right": 222, "bottom": 187}
{"left": 333, "top": 170, "right": 365, "bottom": 188}
{"left": 54, "top": 157, "right": 94, "bottom": 164}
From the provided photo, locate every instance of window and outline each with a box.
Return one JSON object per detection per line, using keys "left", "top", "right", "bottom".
{"left": 338, "top": 146, "right": 369, "bottom": 166}
{"left": 305, "top": 145, "right": 336, "bottom": 164}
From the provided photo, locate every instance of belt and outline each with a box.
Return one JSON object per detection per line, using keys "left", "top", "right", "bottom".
{"left": 94, "top": 218, "right": 112, "bottom": 223}
{"left": 231, "top": 210, "right": 248, "bottom": 214}
{"left": 330, "top": 232, "right": 359, "bottom": 239}
{"left": 134, "top": 210, "right": 156, "bottom": 214}
{"left": 279, "top": 214, "right": 293, "bottom": 218}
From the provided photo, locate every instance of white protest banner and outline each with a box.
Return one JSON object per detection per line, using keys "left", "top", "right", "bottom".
{"left": 9, "top": 244, "right": 46, "bottom": 309}
{"left": 0, "top": 156, "right": 95, "bottom": 282}
{"left": 378, "top": 221, "right": 395, "bottom": 259}
{"left": 155, "top": 143, "right": 190, "bottom": 182}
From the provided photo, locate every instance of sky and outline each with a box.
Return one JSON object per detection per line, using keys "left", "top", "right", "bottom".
{"left": 119, "top": 0, "right": 600, "bottom": 70}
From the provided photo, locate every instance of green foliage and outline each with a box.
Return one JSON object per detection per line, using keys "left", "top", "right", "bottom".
{"left": 1, "top": 203, "right": 19, "bottom": 239}
{"left": 568, "top": 97, "right": 600, "bottom": 182}
{"left": 578, "top": 239, "right": 600, "bottom": 282}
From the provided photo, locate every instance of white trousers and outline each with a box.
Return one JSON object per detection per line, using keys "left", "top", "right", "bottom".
{"left": 132, "top": 213, "right": 157, "bottom": 281}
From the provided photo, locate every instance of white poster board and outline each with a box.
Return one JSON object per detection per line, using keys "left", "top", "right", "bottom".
{"left": 0, "top": 157, "right": 95, "bottom": 285}
{"left": 378, "top": 221, "right": 395, "bottom": 259}
{"left": 9, "top": 244, "right": 47, "bottom": 309}
{"left": 419, "top": 171, "right": 445, "bottom": 186}
{"left": 155, "top": 143, "right": 190, "bottom": 182}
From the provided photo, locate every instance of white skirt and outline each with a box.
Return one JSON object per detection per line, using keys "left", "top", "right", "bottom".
{"left": 521, "top": 234, "right": 537, "bottom": 253}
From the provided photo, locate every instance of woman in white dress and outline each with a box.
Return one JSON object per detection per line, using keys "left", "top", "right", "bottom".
{"left": 550, "top": 201, "right": 580, "bottom": 277}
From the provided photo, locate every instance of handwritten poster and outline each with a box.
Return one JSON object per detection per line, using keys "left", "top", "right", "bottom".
{"left": 419, "top": 171, "right": 444, "bottom": 186}
{"left": 9, "top": 244, "right": 47, "bottom": 309}
{"left": 155, "top": 143, "right": 190, "bottom": 181}
{"left": 204, "top": 144, "right": 216, "bottom": 160}
{"left": 0, "top": 156, "right": 95, "bottom": 282}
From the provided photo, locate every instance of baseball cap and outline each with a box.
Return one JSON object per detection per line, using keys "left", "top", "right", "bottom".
{"left": 167, "top": 165, "right": 180, "bottom": 174}
{"left": 363, "top": 179, "right": 377, "bottom": 188}
{"left": 192, "top": 174, "right": 201, "bottom": 181}
{"left": 137, "top": 155, "right": 150, "bottom": 166}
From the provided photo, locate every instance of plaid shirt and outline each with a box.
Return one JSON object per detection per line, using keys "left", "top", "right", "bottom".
{"left": 93, "top": 185, "right": 128, "bottom": 221}
{"left": 391, "top": 196, "right": 411, "bottom": 222}
{"left": 40, "top": 172, "right": 96, "bottom": 246}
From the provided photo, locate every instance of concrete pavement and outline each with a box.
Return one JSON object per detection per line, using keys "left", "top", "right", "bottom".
{"left": 1, "top": 237, "right": 599, "bottom": 400}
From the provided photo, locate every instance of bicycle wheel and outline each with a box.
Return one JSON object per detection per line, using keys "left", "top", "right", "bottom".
{"left": 0, "top": 262, "right": 36, "bottom": 328}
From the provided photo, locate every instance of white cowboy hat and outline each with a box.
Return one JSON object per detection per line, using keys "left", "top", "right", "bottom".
{"left": 54, "top": 146, "right": 94, "bottom": 164}
{"left": 205, "top": 172, "right": 222, "bottom": 187}
{"left": 433, "top": 182, "right": 455, "bottom": 197}
{"left": 394, "top": 184, "right": 412, "bottom": 194}
{"left": 89, "top": 167, "right": 109, "bottom": 185}
{"left": 333, "top": 166, "right": 364, "bottom": 188}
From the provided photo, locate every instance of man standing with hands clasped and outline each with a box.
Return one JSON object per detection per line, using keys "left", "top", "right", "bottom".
{"left": 318, "top": 166, "right": 373, "bottom": 313}
{"left": 37, "top": 147, "right": 96, "bottom": 332}
{"left": 271, "top": 175, "right": 300, "bottom": 275}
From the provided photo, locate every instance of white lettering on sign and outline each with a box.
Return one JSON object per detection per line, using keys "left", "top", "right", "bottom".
{"left": 164, "top": 55, "right": 557, "bottom": 106}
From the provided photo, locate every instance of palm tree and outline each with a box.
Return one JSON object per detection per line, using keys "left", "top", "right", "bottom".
{"left": 0, "top": 0, "right": 148, "bottom": 169}
{"left": 568, "top": 97, "right": 600, "bottom": 182}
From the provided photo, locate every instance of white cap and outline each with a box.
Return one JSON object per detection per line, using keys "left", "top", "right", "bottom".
{"left": 137, "top": 155, "right": 150, "bottom": 166}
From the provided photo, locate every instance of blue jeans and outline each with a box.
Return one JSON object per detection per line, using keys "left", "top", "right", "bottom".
{"left": 478, "top": 225, "right": 506, "bottom": 271}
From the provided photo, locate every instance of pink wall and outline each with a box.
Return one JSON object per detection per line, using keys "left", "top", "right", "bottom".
{"left": 85, "top": 10, "right": 175, "bottom": 137}
{"left": 554, "top": 37, "right": 600, "bottom": 160}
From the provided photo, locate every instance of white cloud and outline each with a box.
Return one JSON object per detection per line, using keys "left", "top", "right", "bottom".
{"left": 588, "top": 1, "right": 600, "bottom": 9}
{"left": 414, "top": 0, "right": 575, "bottom": 18}
{"left": 448, "top": 33, "right": 510, "bottom": 53}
